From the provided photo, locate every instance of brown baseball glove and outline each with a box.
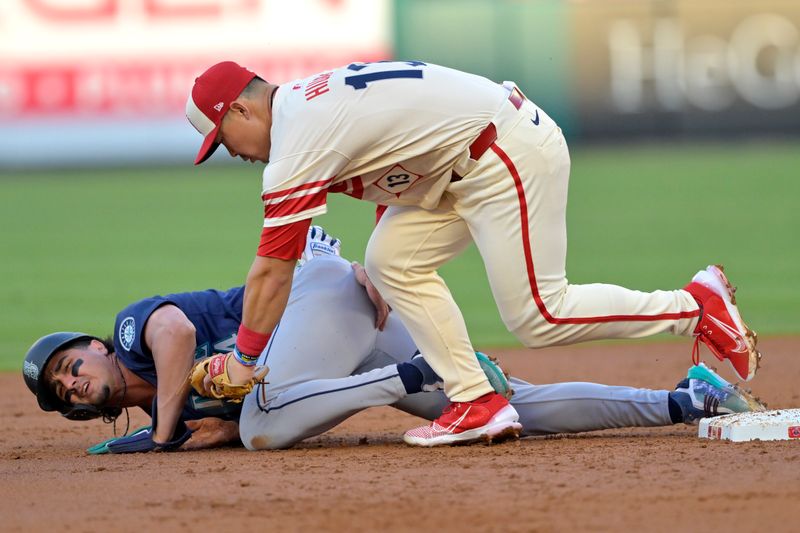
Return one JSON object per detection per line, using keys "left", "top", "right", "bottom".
{"left": 189, "top": 353, "right": 269, "bottom": 402}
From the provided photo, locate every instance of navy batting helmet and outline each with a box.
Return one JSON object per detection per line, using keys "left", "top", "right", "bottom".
{"left": 23, "top": 332, "right": 96, "bottom": 413}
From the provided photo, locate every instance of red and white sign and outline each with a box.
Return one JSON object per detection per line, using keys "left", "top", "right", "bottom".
{"left": 0, "top": 0, "right": 390, "bottom": 117}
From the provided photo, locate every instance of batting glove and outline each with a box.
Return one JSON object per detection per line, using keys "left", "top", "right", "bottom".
{"left": 104, "top": 397, "right": 192, "bottom": 453}
{"left": 299, "top": 225, "right": 341, "bottom": 266}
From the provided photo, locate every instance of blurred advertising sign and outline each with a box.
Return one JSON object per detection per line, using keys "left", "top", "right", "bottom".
{"left": 573, "top": 0, "right": 800, "bottom": 137}
{"left": 0, "top": 0, "right": 389, "bottom": 167}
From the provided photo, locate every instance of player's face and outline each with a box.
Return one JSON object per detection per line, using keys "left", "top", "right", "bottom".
{"left": 217, "top": 101, "right": 271, "bottom": 163}
{"left": 44, "top": 340, "right": 116, "bottom": 408}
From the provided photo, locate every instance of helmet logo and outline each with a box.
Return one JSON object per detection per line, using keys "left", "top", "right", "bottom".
{"left": 119, "top": 317, "right": 136, "bottom": 351}
{"left": 24, "top": 360, "right": 39, "bottom": 381}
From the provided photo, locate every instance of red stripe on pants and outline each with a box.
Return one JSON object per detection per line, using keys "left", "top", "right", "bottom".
{"left": 488, "top": 142, "right": 700, "bottom": 325}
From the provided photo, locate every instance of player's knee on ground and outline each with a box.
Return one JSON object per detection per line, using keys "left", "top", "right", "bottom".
{"left": 239, "top": 422, "right": 297, "bottom": 451}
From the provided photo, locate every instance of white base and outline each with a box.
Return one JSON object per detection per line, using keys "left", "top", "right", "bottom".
{"left": 698, "top": 409, "right": 800, "bottom": 442}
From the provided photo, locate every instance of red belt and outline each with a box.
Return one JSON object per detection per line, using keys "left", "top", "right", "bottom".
{"left": 451, "top": 87, "right": 525, "bottom": 182}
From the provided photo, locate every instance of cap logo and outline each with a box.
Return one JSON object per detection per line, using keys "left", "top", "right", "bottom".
{"left": 24, "top": 360, "right": 39, "bottom": 381}
{"left": 213, "top": 101, "right": 224, "bottom": 112}
{"left": 119, "top": 316, "right": 136, "bottom": 351}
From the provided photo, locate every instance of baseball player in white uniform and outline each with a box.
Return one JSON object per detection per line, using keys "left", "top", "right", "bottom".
{"left": 186, "top": 60, "right": 761, "bottom": 447}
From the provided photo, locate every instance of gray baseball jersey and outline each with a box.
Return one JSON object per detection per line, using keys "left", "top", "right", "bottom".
{"left": 237, "top": 256, "right": 670, "bottom": 449}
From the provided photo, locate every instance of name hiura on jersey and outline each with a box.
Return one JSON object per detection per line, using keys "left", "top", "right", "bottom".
{"left": 261, "top": 61, "right": 510, "bottom": 228}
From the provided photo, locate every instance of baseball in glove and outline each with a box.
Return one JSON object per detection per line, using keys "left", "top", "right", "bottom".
{"left": 189, "top": 353, "right": 269, "bottom": 402}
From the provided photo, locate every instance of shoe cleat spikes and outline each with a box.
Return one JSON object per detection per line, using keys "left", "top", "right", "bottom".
{"left": 743, "top": 327, "right": 761, "bottom": 369}
{"left": 730, "top": 384, "right": 768, "bottom": 412}
{"left": 712, "top": 264, "right": 739, "bottom": 303}
{"left": 746, "top": 391, "right": 767, "bottom": 408}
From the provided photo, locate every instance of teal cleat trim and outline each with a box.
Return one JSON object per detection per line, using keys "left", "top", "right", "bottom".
{"left": 674, "top": 363, "right": 766, "bottom": 424}
{"left": 476, "top": 352, "right": 513, "bottom": 399}
{"left": 686, "top": 362, "right": 730, "bottom": 389}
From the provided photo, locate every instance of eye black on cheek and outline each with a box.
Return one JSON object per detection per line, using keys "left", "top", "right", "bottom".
{"left": 71, "top": 359, "right": 83, "bottom": 377}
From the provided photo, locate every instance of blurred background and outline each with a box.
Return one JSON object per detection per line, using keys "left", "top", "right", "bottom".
{"left": 1, "top": 0, "right": 798, "bottom": 369}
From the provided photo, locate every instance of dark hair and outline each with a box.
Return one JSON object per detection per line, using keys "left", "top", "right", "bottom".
{"left": 239, "top": 76, "right": 267, "bottom": 99}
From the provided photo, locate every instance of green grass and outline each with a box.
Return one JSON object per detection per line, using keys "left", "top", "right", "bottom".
{"left": 2, "top": 140, "right": 798, "bottom": 370}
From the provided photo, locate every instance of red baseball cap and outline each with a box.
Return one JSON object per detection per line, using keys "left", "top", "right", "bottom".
{"left": 186, "top": 61, "right": 257, "bottom": 165}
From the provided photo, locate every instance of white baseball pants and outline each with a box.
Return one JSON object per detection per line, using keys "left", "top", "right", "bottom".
{"left": 366, "top": 94, "right": 700, "bottom": 402}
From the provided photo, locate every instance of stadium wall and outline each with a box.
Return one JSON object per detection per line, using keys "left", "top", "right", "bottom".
{"left": 1, "top": 0, "right": 799, "bottom": 169}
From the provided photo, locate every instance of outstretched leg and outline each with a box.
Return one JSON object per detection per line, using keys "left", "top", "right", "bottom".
{"left": 450, "top": 103, "right": 701, "bottom": 350}
{"left": 509, "top": 379, "right": 672, "bottom": 436}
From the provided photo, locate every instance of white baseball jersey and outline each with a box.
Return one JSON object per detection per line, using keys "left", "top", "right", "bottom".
{"left": 261, "top": 61, "right": 507, "bottom": 227}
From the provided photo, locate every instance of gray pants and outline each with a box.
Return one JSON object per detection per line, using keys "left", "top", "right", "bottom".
{"left": 239, "top": 257, "right": 671, "bottom": 450}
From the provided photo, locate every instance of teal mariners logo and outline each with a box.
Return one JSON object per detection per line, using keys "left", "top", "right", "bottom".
{"left": 119, "top": 317, "right": 136, "bottom": 351}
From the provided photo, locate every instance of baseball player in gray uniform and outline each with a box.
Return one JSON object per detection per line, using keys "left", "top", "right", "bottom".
{"left": 236, "top": 252, "right": 762, "bottom": 450}
{"left": 24, "top": 229, "right": 764, "bottom": 451}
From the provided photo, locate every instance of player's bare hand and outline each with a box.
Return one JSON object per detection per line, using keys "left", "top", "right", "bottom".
{"left": 182, "top": 418, "right": 240, "bottom": 450}
{"left": 351, "top": 261, "right": 391, "bottom": 330}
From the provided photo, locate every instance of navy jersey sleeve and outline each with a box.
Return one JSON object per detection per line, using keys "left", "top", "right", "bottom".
{"left": 114, "top": 296, "right": 173, "bottom": 386}
{"left": 113, "top": 286, "right": 247, "bottom": 421}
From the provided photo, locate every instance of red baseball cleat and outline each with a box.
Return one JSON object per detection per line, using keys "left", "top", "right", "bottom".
{"left": 684, "top": 265, "right": 761, "bottom": 382}
{"left": 403, "top": 392, "right": 522, "bottom": 447}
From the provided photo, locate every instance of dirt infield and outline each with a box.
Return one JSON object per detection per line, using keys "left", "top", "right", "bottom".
{"left": 3, "top": 338, "right": 799, "bottom": 533}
